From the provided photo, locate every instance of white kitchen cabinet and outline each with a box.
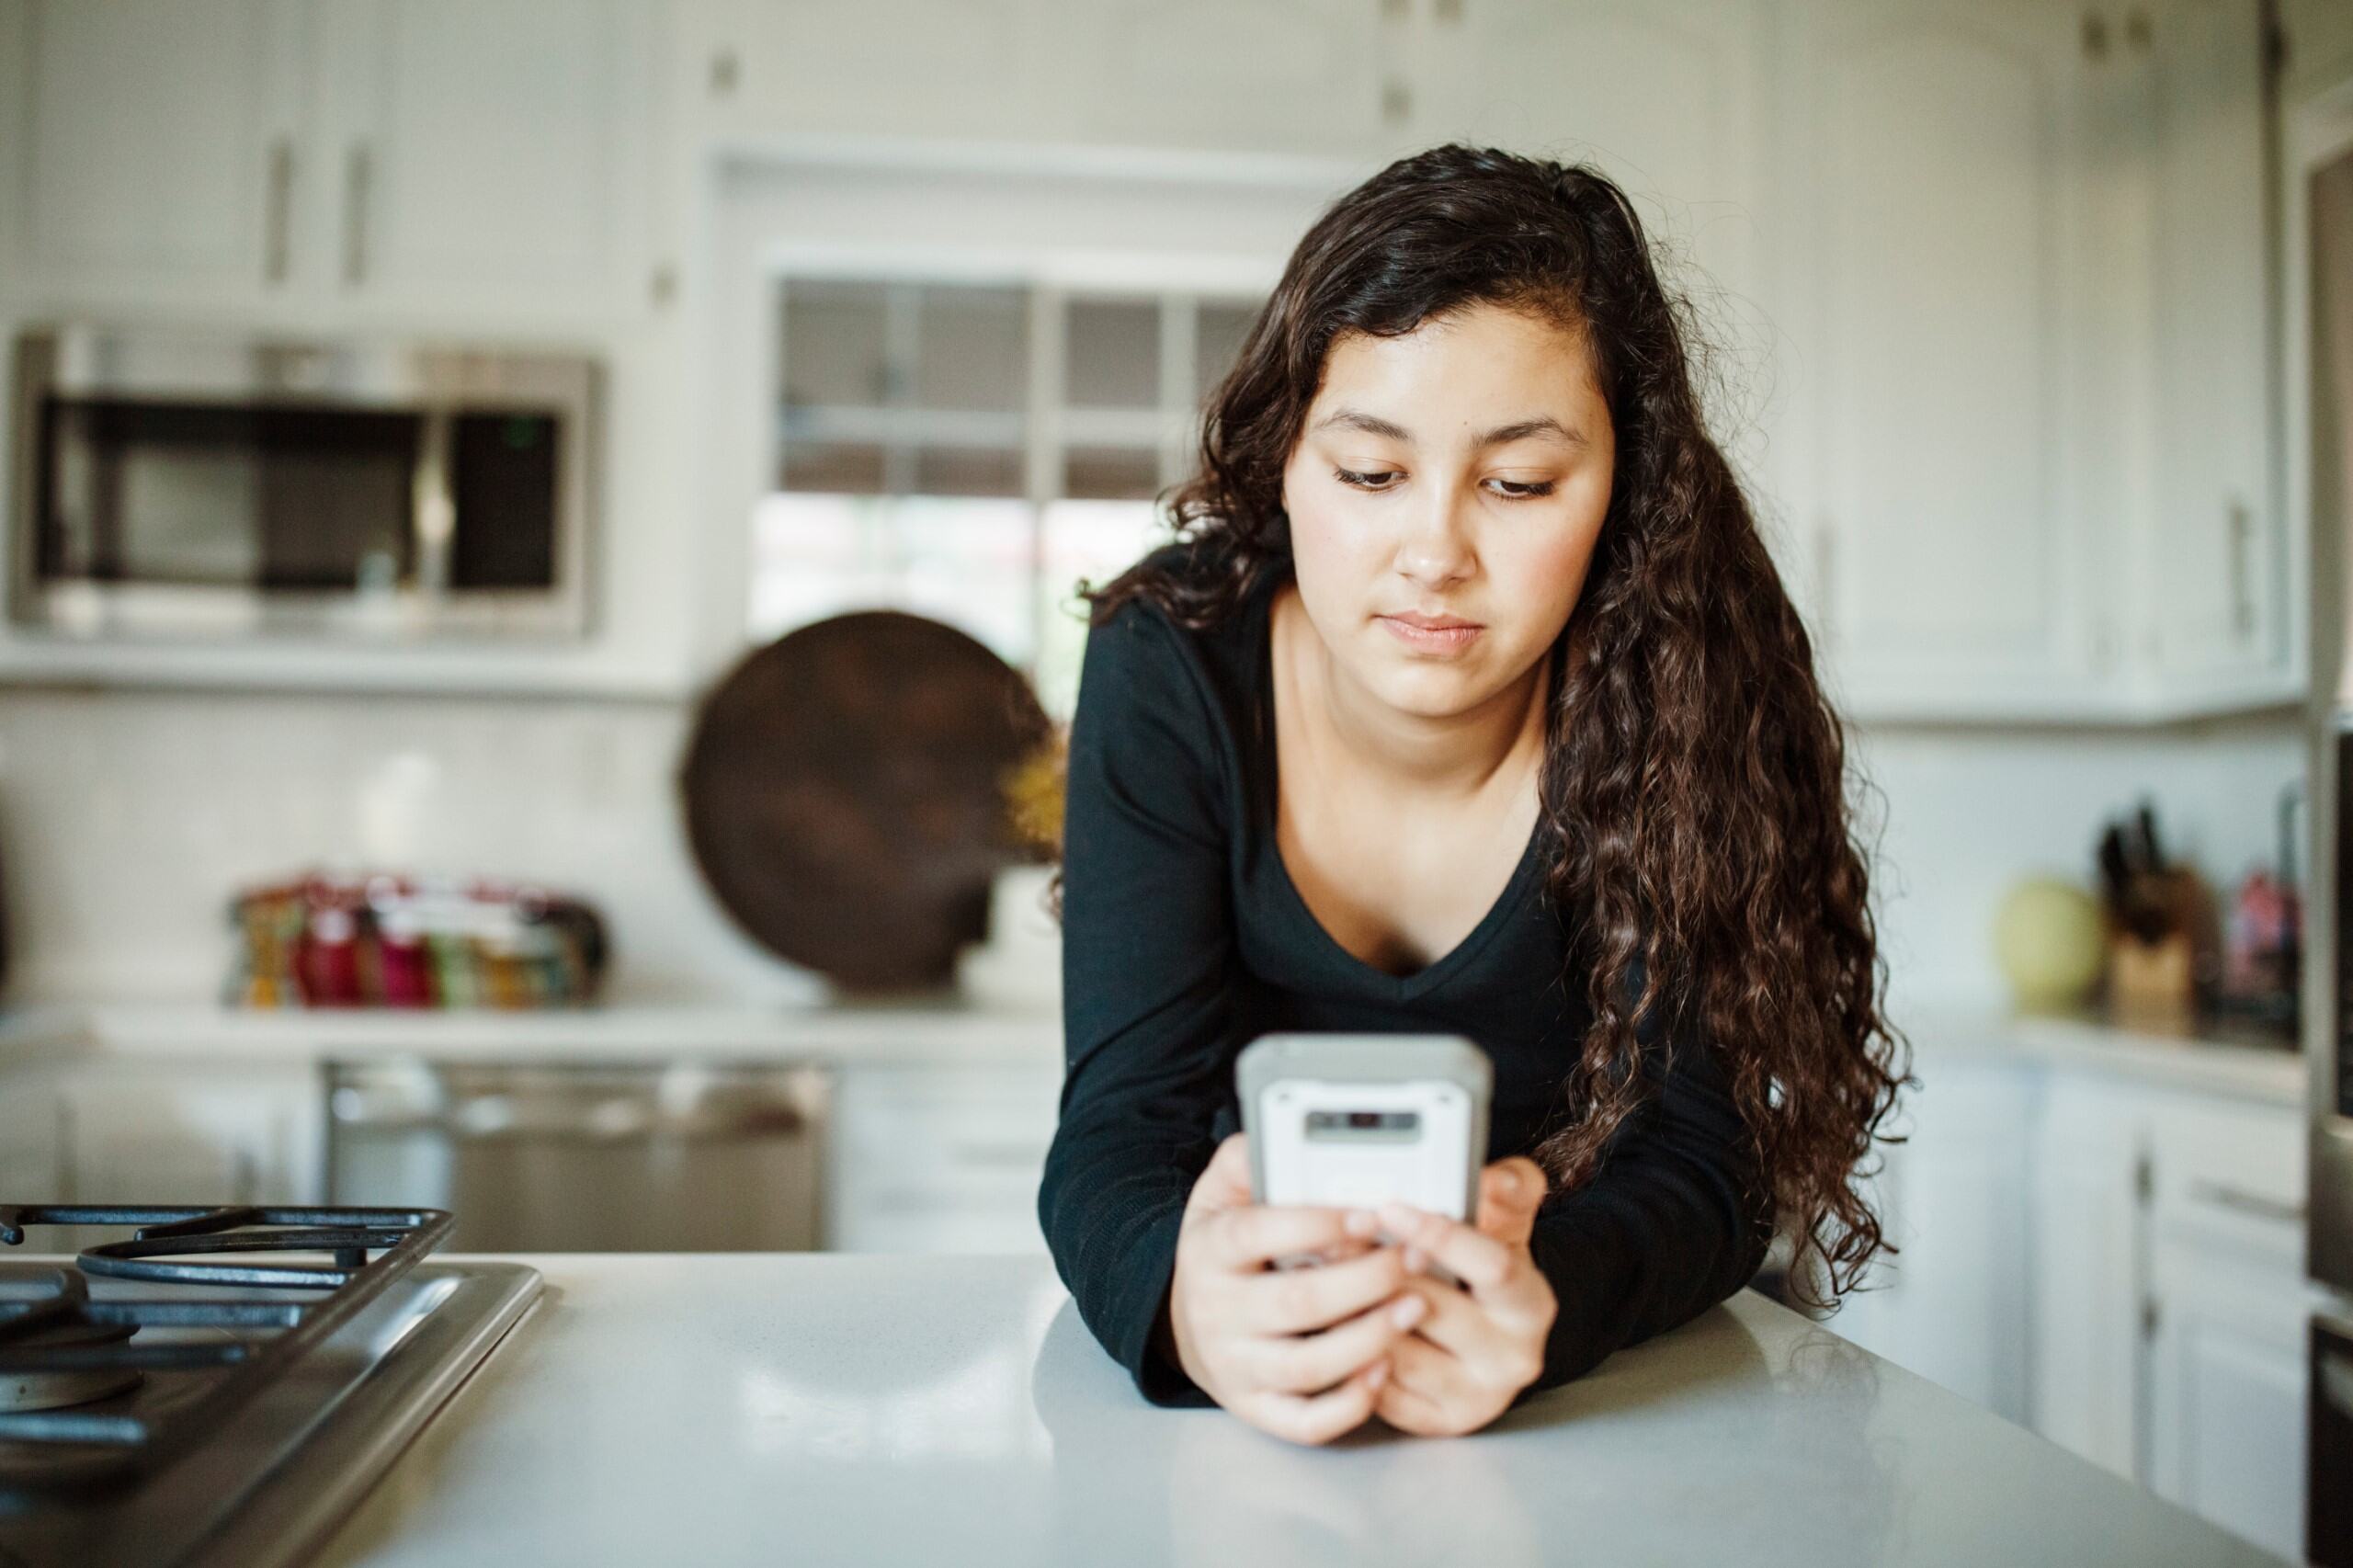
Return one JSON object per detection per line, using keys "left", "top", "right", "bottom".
{"left": 1778, "top": 0, "right": 2110, "bottom": 719}
{"left": 0, "top": 1062, "right": 65, "bottom": 1199}
{"left": 1820, "top": 1045, "right": 2312, "bottom": 1556}
{"left": 55, "top": 1060, "right": 324, "bottom": 1210}
{"left": 2135, "top": 0, "right": 2292, "bottom": 708}
{"left": 676, "top": 0, "right": 1060, "bottom": 146}
{"left": 827, "top": 1062, "right": 1061, "bottom": 1255}
{"left": 1816, "top": 1057, "right": 2036, "bottom": 1423}
{"left": 2141, "top": 1094, "right": 2316, "bottom": 1562}
{"left": 313, "top": 0, "right": 655, "bottom": 318}
{"left": 678, "top": 0, "right": 1389, "bottom": 157}
{"left": 0, "top": 0, "right": 654, "bottom": 320}
{"left": 1770, "top": 0, "right": 2289, "bottom": 722}
{"left": 1057, "top": 0, "right": 1389, "bottom": 156}
{"left": 0, "top": 0, "right": 313, "bottom": 308}
{"left": 2028, "top": 1071, "right": 2145, "bottom": 1479}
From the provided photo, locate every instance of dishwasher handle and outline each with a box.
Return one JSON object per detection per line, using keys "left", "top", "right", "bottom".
{"left": 329, "top": 1063, "right": 826, "bottom": 1144}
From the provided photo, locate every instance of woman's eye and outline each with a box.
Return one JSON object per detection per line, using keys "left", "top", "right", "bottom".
{"left": 1488, "top": 479, "right": 1555, "bottom": 500}
{"left": 1334, "top": 466, "right": 1399, "bottom": 492}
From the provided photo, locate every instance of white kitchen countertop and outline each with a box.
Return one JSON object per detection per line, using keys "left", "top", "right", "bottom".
{"left": 0, "top": 995, "right": 1066, "bottom": 1070}
{"left": 308, "top": 1252, "right": 2279, "bottom": 1568}
{"left": 0, "top": 996, "right": 2304, "bottom": 1102}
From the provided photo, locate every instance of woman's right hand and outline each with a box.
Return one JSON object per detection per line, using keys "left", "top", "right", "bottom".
{"left": 1165, "top": 1131, "right": 1427, "bottom": 1446}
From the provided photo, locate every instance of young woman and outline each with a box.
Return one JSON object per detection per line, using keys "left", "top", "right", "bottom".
{"left": 1037, "top": 144, "right": 1909, "bottom": 1446}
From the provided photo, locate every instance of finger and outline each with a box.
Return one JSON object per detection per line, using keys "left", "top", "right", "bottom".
{"left": 1211, "top": 1202, "right": 1364, "bottom": 1271}
{"left": 1388, "top": 1273, "right": 1490, "bottom": 1361}
{"left": 1374, "top": 1375, "right": 1449, "bottom": 1436}
{"left": 1240, "top": 1358, "right": 1387, "bottom": 1447}
{"left": 1187, "top": 1131, "right": 1256, "bottom": 1215}
{"left": 1379, "top": 1202, "right": 1519, "bottom": 1293}
{"left": 1391, "top": 1275, "right": 1542, "bottom": 1393}
{"left": 1473, "top": 1158, "right": 1548, "bottom": 1248}
{"left": 1229, "top": 1242, "right": 1408, "bottom": 1335}
{"left": 1252, "top": 1287, "right": 1427, "bottom": 1394}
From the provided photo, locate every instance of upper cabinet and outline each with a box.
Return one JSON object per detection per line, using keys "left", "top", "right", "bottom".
{"left": 312, "top": 0, "right": 656, "bottom": 319}
{"left": 1782, "top": 1, "right": 2109, "bottom": 718}
{"left": 0, "top": 0, "right": 656, "bottom": 323}
{"left": 0, "top": 0, "right": 2296, "bottom": 719}
{"left": 3, "top": 0, "right": 312, "bottom": 305}
{"left": 2138, "top": 0, "right": 2285, "bottom": 701}
{"left": 676, "top": 0, "right": 1389, "bottom": 156}
{"left": 1780, "top": 0, "right": 2292, "bottom": 722}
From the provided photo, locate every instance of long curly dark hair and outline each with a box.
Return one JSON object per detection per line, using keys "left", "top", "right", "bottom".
{"left": 1051, "top": 143, "right": 1911, "bottom": 1310}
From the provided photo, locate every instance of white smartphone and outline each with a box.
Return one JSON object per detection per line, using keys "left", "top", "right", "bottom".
{"left": 1237, "top": 1032, "right": 1492, "bottom": 1287}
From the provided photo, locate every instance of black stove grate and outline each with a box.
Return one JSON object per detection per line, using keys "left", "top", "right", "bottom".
{"left": 0, "top": 1204, "right": 451, "bottom": 1488}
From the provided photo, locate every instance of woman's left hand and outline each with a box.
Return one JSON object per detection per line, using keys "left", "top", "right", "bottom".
{"left": 1370, "top": 1156, "right": 1557, "bottom": 1437}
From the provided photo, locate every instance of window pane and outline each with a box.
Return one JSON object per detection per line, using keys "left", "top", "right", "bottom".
{"left": 915, "top": 285, "right": 1028, "bottom": 413}
{"left": 781, "top": 279, "right": 892, "bottom": 407}
{"left": 1065, "top": 298, "right": 1160, "bottom": 410}
{"left": 913, "top": 445, "right": 1025, "bottom": 497}
{"left": 780, "top": 442, "right": 886, "bottom": 494}
{"left": 748, "top": 493, "right": 1035, "bottom": 666}
{"left": 1062, "top": 445, "right": 1160, "bottom": 501}
{"left": 1033, "top": 498, "right": 1178, "bottom": 720}
{"left": 1194, "top": 299, "right": 1259, "bottom": 403}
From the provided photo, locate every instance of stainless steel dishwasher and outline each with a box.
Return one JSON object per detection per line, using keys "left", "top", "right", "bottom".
{"left": 325, "top": 1059, "right": 832, "bottom": 1252}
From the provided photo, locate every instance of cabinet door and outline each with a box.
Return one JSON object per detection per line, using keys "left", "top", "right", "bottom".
{"left": 1820, "top": 1060, "right": 2034, "bottom": 1423}
{"left": 2146, "top": 1229, "right": 2313, "bottom": 1562}
{"left": 828, "top": 1063, "right": 1060, "bottom": 1255}
{"left": 60, "top": 1062, "right": 323, "bottom": 1209}
{"left": 1060, "top": 0, "right": 1387, "bottom": 156}
{"left": 0, "top": 1068, "right": 63, "bottom": 1199}
{"left": 316, "top": 0, "right": 652, "bottom": 313}
{"left": 2143, "top": 1091, "right": 2313, "bottom": 1561}
{"left": 2029, "top": 1074, "right": 2144, "bottom": 1479}
{"left": 680, "top": 0, "right": 1058, "bottom": 145}
{"left": 1786, "top": 1, "right": 2107, "bottom": 716}
{"left": 1410, "top": 0, "right": 1768, "bottom": 310}
{"left": 4, "top": 0, "right": 311, "bottom": 303}
{"left": 2141, "top": 0, "right": 2287, "bottom": 698}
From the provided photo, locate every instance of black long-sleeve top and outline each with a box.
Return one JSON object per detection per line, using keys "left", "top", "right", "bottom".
{"left": 1037, "top": 541, "right": 1773, "bottom": 1409}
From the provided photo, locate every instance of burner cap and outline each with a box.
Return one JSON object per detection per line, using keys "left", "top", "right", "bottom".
{"left": 0, "top": 1266, "right": 144, "bottom": 1412}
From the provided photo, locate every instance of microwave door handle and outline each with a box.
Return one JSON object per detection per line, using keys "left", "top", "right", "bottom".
{"left": 414, "top": 411, "right": 454, "bottom": 601}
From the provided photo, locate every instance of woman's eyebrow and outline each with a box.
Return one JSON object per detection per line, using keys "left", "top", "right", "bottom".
{"left": 1311, "top": 406, "right": 1587, "bottom": 450}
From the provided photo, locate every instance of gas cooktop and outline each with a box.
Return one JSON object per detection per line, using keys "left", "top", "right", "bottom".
{"left": 0, "top": 1204, "right": 540, "bottom": 1568}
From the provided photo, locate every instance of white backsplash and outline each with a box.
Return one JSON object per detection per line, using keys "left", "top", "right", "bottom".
{"left": 0, "top": 687, "right": 2306, "bottom": 1016}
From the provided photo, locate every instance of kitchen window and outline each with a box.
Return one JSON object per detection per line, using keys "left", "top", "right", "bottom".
{"left": 749, "top": 275, "right": 1262, "bottom": 720}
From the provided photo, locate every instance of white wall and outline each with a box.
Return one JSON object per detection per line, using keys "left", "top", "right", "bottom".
{"left": 0, "top": 687, "right": 827, "bottom": 1006}
{"left": 0, "top": 683, "right": 2303, "bottom": 1013}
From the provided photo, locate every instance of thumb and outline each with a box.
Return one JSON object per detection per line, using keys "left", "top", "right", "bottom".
{"left": 1188, "top": 1131, "right": 1255, "bottom": 1216}
{"left": 1475, "top": 1156, "right": 1548, "bottom": 1247}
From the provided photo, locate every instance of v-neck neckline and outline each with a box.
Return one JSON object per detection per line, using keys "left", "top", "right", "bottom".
{"left": 1252, "top": 571, "right": 1548, "bottom": 1001}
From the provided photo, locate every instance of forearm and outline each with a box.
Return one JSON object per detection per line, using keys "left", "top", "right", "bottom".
{"left": 1037, "top": 1118, "right": 1219, "bottom": 1408}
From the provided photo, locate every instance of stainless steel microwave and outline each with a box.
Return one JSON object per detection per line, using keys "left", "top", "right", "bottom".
{"left": 5, "top": 323, "right": 598, "bottom": 641}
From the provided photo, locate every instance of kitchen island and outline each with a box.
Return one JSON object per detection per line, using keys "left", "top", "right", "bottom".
{"left": 312, "top": 1253, "right": 2281, "bottom": 1567}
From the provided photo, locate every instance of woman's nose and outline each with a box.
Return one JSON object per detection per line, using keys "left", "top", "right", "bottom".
{"left": 1393, "top": 481, "right": 1477, "bottom": 589}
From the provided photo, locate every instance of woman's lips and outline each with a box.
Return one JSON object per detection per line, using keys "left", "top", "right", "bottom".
{"left": 1378, "top": 615, "right": 1483, "bottom": 653}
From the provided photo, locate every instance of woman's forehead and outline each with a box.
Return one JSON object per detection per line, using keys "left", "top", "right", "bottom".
{"left": 1309, "top": 305, "right": 1607, "bottom": 433}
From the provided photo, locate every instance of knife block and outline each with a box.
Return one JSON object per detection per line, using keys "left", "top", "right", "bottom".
{"left": 2108, "top": 928, "right": 2196, "bottom": 1022}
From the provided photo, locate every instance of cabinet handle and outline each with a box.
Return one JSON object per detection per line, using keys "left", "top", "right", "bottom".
{"left": 264, "top": 137, "right": 294, "bottom": 285}
{"left": 1381, "top": 78, "right": 1411, "bottom": 125}
{"left": 343, "top": 142, "right": 372, "bottom": 288}
{"left": 2227, "top": 499, "right": 2255, "bottom": 640}
{"left": 2186, "top": 1178, "right": 2303, "bottom": 1224}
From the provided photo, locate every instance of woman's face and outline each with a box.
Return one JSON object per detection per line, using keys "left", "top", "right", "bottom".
{"left": 1279, "top": 301, "right": 1615, "bottom": 720}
